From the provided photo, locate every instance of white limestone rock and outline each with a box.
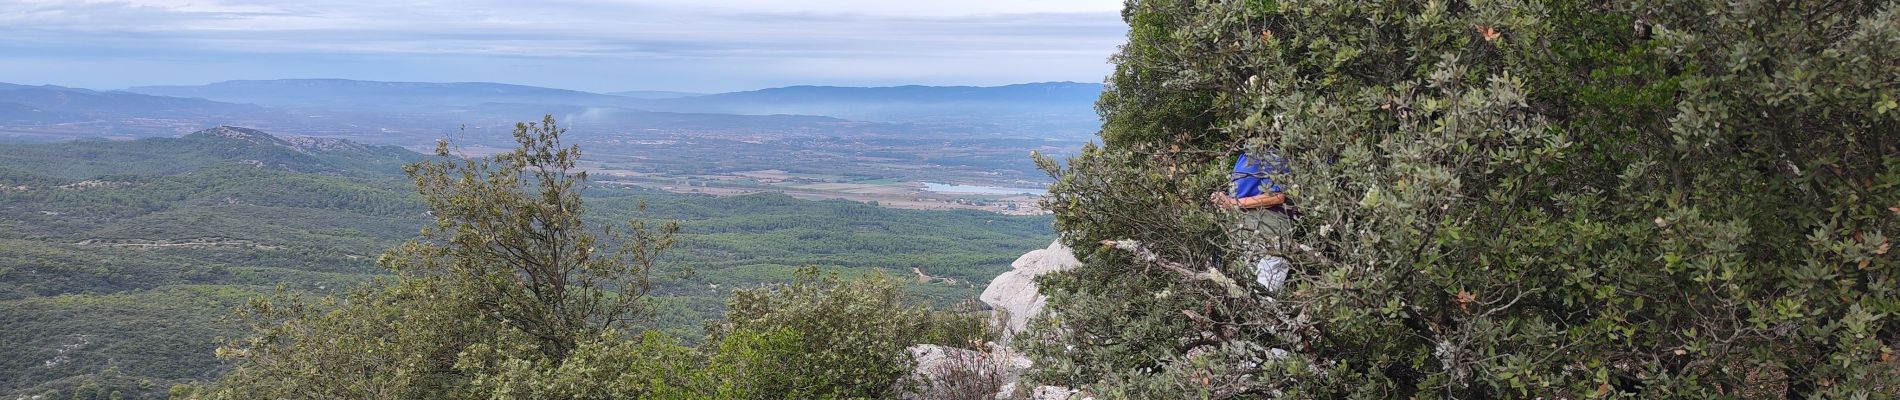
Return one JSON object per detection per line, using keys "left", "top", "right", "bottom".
{"left": 979, "top": 240, "right": 1081, "bottom": 338}
{"left": 902, "top": 344, "right": 1033, "bottom": 400}
{"left": 1032, "top": 386, "right": 1092, "bottom": 400}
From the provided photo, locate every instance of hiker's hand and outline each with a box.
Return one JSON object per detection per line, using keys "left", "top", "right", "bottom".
{"left": 1209, "top": 192, "right": 1238, "bottom": 208}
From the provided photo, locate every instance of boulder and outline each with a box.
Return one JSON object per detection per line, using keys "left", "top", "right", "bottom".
{"left": 902, "top": 344, "right": 1032, "bottom": 400}
{"left": 979, "top": 241, "right": 1080, "bottom": 338}
{"left": 1031, "top": 386, "right": 1091, "bottom": 400}
{"left": 902, "top": 241, "right": 1086, "bottom": 399}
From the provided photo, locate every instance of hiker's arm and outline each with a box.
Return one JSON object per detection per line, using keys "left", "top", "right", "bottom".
{"left": 1210, "top": 192, "right": 1287, "bottom": 209}
{"left": 1234, "top": 192, "right": 1286, "bottom": 209}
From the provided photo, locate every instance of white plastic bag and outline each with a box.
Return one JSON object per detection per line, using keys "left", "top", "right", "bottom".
{"left": 1254, "top": 255, "right": 1289, "bottom": 292}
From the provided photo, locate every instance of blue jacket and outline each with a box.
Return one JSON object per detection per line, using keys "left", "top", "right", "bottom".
{"left": 1230, "top": 152, "right": 1287, "bottom": 198}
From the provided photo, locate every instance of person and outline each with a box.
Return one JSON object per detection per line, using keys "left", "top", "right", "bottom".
{"left": 1209, "top": 150, "right": 1295, "bottom": 292}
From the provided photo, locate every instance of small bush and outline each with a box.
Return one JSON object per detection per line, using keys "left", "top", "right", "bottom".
{"left": 708, "top": 266, "right": 984, "bottom": 398}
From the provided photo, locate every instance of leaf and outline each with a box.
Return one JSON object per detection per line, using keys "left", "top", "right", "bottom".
{"left": 1475, "top": 25, "right": 1501, "bottom": 42}
{"left": 1455, "top": 290, "right": 1476, "bottom": 312}
{"left": 1876, "top": 95, "right": 1897, "bottom": 115}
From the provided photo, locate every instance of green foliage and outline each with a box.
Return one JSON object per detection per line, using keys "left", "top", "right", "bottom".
{"left": 1096, "top": 0, "right": 1218, "bottom": 148}
{"left": 193, "top": 281, "right": 485, "bottom": 399}
{"left": 701, "top": 328, "right": 809, "bottom": 398}
{"left": 454, "top": 268, "right": 986, "bottom": 400}
{"left": 197, "top": 116, "right": 676, "bottom": 398}
{"left": 707, "top": 267, "right": 991, "bottom": 399}
{"left": 1035, "top": 0, "right": 1900, "bottom": 398}
{"left": 0, "top": 161, "right": 423, "bottom": 398}
{"left": 0, "top": 287, "right": 251, "bottom": 399}
{"left": 458, "top": 331, "right": 706, "bottom": 399}
{"left": 399, "top": 115, "right": 677, "bottom": 360}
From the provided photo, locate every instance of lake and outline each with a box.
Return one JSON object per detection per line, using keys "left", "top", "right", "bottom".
{"left": 921, "top": 182, "right": 1045, "bottom": 196}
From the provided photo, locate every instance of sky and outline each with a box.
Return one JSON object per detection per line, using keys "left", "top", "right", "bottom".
{"left": 0, "top": 0, "right": 1126, "bottom": 93}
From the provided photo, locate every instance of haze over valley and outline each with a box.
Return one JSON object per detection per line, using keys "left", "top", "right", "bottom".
{"left": 0, "top": 79, "right": 1101, "bottom": 215}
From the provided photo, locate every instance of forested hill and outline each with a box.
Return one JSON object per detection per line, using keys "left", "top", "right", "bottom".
{"left": 0, "top": 130, "right": 431, "bottom": 398}
{"left": 0, "top": 129, "right": 1052, "bottom": 399}
{"left": 0, "top": 126, "right": 421, "bottom": 179}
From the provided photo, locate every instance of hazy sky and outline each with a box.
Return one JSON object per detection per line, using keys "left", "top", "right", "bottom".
{"left": 0, "top": 0, "right": 1126, "bottom": 92}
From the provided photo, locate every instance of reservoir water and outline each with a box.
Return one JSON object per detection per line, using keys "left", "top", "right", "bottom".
{"left": 921, "top": 182, "right": 1045, "bottom": 196}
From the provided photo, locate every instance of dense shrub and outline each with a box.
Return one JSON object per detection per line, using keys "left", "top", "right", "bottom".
{"left": 707, "top": 266, "right": 991, "bottom": 399}
{"left": 1031, "top": 0, "right": 1900, "bottom": 398}
{"left": 186, "top": 117, "right": 991, "bottom": 399}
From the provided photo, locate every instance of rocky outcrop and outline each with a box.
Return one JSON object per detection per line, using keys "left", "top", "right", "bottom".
{"left": 903, "top": 342, "right": 1093, "bottom": 400}
{"left": 282, "top": 135, "right": 371, "bottom": 152}
{"left": 186, "top": 126, "right": 373, "bottom": 154}
{"left": 902, "top": 344, "right": 1030, "bottom": 399}
{"left": 979, "top": 240, "right": 1080, "bottom": 339}
{"left": 900, "top": 240, "right": 1093, "bottom": 400}
{"left": 188, "top": 126, "right": 294, "bottom": 147}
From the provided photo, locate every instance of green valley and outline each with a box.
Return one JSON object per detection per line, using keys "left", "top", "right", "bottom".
{"left": 0, "top": 127, "right": 1052, "bottom": 398}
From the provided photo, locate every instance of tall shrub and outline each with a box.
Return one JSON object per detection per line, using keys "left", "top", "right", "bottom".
{"left": 1032, "top": 0, "right": 1900, "bottom": 398}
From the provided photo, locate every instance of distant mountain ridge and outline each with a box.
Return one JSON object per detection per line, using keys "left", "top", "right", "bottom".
{"left": 606, "top": 90, "right": 704, "bottom": 99}
{"left": 0, "top": 84, "right": 254, "bottom": 112}
{"left": 127, "top": 79, "right": 636, "bottom": 109}
{"left": 0, "top": 84, "right": 264, "bottom": 126}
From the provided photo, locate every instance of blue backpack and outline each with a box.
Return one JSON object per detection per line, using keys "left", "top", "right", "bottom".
{"left": 1230, "top": 151, "right": 1298, "bottom": 218}
{"left": 1230, "top": 152, "right": 1287, "bottom": 198}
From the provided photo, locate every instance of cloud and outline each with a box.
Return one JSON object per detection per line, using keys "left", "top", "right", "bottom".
{"left": 0, "top": 0, "right": 1125, "bottom": 91}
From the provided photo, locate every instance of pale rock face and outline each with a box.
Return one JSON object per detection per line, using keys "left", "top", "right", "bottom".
{"left": 282, "top": 136, "right": 370, "bottom": 152}
{"left": 907, "top": 344, "right": 964, "bottom": 373}
{"left": 979, "top": 240, "right": 1081, "bottom": 338}
{"left": 197, "top": 126, "right": 286, "bottom": 144}
{"left": 1032, "top": 386, "right": 1092, "bottom": 400}
{"left": 902, "top": 241, "right": 1086, "bottom": 399}
{"left": 902, "top": 344, "right": 1033, "bottom": 400}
